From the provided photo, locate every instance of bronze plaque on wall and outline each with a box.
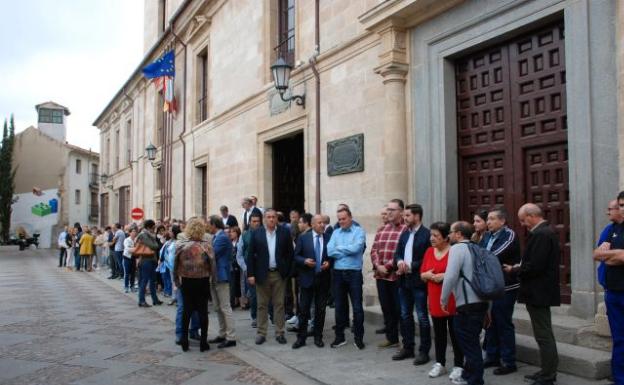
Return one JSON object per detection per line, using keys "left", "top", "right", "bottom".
{"left": 327, "top": 134, "right": 364, "bottom": 176}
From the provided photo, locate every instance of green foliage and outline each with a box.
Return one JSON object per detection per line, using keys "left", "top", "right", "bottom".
{"left": 0, "top": 116, "right": 16, "bottom": 243}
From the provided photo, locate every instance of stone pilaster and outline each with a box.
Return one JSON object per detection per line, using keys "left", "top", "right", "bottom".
{"left": 374, "top": 19, "right": 409, "bottom": 201}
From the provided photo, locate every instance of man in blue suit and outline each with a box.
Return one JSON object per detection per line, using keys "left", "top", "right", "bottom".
{"left": 206, "top": 215, "right": 236, "bottom": 348}
{"left": 248, "top": 209, "right": 294, "bottom": 345}
{"left": 292, "top": 214, "right": 331, "bottom": 349}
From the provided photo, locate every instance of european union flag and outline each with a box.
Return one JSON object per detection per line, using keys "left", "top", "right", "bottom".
{"left": 142, "top": 50, "right": 175, "bottom": 79}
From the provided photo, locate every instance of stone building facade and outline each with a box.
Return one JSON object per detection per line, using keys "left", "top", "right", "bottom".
{"left": 94, "top": 0, "right": 624, "bottom": 322}
{"left": 13, "top": 102, "right": 99, "bottom": 247}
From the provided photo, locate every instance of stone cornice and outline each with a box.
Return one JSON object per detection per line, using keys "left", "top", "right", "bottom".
{"left": 359, "top": 0, "right": 464, "bottom": 31}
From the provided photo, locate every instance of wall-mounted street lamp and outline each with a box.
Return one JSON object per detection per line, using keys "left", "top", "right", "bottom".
{"left": 271, "top": 57, "right": 305, "bottom": 108}
{"left": 100, "top": 173, "right": 108, "bottom": 185}
{"left": 145, "top": 143, "right": 158, "bottom": 167}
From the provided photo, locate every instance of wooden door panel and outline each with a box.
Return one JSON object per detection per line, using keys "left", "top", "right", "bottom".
{"left": 456, "top": 21, "right": 570, "bottom": 303}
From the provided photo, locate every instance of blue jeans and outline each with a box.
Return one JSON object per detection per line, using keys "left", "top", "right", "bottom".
{"left": 332, "top": 269, "right": 364, "bottom": 340}
{"left": 114, "top": 251, "right": 124, "bottom": 277}
{"left": 485, "top": 289, "right": 518, "bottom": 367}
{"left": 161, "top": 268, "right": 172, "bottom": 296}
{"left": 138, "top": 259, "right": 159, "bottom": 304}
{"left": 606, "top": 290, "right": 624, "bottom": 384}
{"left": 454, "top": 304, "right": 488, "bottom": 385}
{"left": 399, "top": 285, "right": 431, "bottom": 354}
{"left": 74, "top": 248, "right": 81, "bottom": 270}
{"left": 175, "top": 288, "right": 199, "bottom": 340}
{"left": 122, "top": 257, "right": 136, "bottom": 290}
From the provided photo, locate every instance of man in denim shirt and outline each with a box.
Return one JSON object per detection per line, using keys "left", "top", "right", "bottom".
{"left": 327, "top": 206, "right": 367, "bottom": 350}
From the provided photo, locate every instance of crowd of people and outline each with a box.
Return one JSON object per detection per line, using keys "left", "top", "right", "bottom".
{"left": 53, "top": 193, "right": 624, "bottom": 385}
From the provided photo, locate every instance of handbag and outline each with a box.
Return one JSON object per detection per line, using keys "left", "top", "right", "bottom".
{"left": 134, "top": 240, "right": 155, "bottom": 258}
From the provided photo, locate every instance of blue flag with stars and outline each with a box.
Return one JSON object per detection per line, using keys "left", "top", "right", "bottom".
{"left": 142, "top": 50, "right": 175, "bottom": 79}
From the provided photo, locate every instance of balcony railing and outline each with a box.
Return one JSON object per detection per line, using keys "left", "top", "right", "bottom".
{"left": 89, "top": 204, "right": 99, "bottom": 219}
{"left": 198, "top": 95, "right": 208, "bottom": 122}
{"left": 274, "top": 34, "right": 295, "bottom": 67}
{"left": 89, "top": 173, "right": 99, "bottom": 187}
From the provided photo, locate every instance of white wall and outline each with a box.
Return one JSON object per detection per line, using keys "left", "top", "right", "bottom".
{"left": 11, "top": 188, "right": 60, "bottom": 248}
{"left": 67, "top": 153, "right": 98, "bottom": 227}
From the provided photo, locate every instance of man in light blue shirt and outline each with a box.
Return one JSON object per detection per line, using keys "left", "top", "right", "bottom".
{"left": 327, "top": 207, "right": 366, "bottom": 349}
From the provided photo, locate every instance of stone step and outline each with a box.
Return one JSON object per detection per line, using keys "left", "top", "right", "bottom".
{"left": 512, "top": 306, "right": 612, "bottom": 352}
{"left": 515, "top": 334, "right": 611, "bottom": 380}
{"left": 363, "top": 305, "right": 612, "bottom": 380}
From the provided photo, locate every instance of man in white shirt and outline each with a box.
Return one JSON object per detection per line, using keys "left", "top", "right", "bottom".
{"left": 58, "top": 225, "right": 68, "bottom": 267}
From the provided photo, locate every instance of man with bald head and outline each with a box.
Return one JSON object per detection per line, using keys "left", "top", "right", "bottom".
{"left": 292, "top": 214, "right": 331, "bottom": 348}
{"left": 506, "top": 203, "right": 560, "bottom": 385}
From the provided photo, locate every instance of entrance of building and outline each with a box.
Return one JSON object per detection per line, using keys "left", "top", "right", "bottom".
{"left": 272, "top": 132, "right": 304, "bottom": 216}
{"left": 455, "top": 21, "right": 570, "bottom": 303}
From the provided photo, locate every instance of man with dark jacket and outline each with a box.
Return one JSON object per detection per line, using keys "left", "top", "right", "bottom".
{"left": 593, "top": 192, "right": 624, "bottom": 385}
{"left": 508, "top": 204, "right": 560, "bottom": 385}
{"left": 206, "top": 215, "right": 236, "bottom": 348}
{"left": 393, "top": 204, "right": 432, "bottom": 364}
{"left": 292, "top": 214, "right": 331, "bottom": 348}
{"left": 482, "top": 208, "right": 522, "bottom": 375}
{"left": 136, "top": 219, "right": 164, "bottom": 307}
{"left": 247, "top": 209, "right": 294, "bottom": 345}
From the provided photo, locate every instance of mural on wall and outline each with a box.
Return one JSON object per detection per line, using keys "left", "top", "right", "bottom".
{"left": 11, "top": 188, "right": 60, "bottom": 248}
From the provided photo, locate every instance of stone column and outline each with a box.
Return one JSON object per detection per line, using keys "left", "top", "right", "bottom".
{"left": 374, "top": 19, "right": 409, "bottom": 201}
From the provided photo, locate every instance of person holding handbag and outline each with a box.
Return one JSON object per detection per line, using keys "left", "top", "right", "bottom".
{"left": 135, "top": 220, "right": 163, "bottom": 307}
{"left": 174, "top": 217, "right": 214, "bottom": 352}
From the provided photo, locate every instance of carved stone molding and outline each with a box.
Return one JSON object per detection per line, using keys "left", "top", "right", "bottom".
{"left": 373, "top": 19, "right": 408, "bottom": 81}
{"left": 185, "top": 14, "right": 212, "bottom": 42}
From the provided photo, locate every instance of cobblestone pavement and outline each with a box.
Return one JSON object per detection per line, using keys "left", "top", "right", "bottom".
{"left": 0, "top": 249, "right": 609, "bottom": 385}
{"left": 0, "top": 249, "right": 298, "bottom": 385}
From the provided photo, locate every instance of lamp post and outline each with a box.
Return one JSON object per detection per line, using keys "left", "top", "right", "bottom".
{"left": 271, "top": 57, "right": 305, "bottom": 108}
{"left": 100, "top": 173, "right": 108, "bottom": 185}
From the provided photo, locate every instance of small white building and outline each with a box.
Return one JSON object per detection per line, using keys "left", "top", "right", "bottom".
{"left": 11, "top": 101, "right": 100, "bottom": 247}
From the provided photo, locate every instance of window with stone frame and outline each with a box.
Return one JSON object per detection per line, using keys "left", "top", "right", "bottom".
{"left": 277, "top": 0, "right": 295, "bottom": 66}
{"left": 197, "top": 48, "right": 209, "bottom": 123}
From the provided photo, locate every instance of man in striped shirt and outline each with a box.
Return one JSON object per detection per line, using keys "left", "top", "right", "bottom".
{"left": 371, "top": 199, "right": 407, "bottom": 348}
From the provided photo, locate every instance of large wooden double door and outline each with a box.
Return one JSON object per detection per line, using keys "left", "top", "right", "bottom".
{"left": 456, "top": 21, "right": 571, "bottom": 302}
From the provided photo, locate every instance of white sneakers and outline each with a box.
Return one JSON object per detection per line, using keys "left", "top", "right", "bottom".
{"left": 428, "top": 362, "right": 447, "bottom": 378}
{"left": 286, "top": 315, "right": 298, "bottom": 325}
{"left": 449, "top": 366, "right": 466, "bottom": 384}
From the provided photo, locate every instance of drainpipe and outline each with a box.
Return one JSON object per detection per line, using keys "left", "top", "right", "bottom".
{"left": 170, "top": 29, "right": 187, "bottom": 221}
{"left": 311, "top": 0, "right": 321, "bottom": 214}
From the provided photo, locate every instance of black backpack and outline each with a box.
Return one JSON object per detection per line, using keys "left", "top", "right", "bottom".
{"left": 460, "top": 243, "right": 505, "bottom": 301}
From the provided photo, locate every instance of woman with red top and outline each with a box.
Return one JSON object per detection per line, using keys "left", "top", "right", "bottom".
{"left": 421, "top": 222, "right": 464, "bottom": 382}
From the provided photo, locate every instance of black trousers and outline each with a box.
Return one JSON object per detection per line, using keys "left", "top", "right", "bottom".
{"left": 376, "top": 279, "right": 400, "bottom": 343}
{"left": 180, "top": 277, "right": 210, "bottom": 343}
{"left": 58, "top": 248, "right": 67, "bottom": 267}
{"left": 432, "top": 315, "right": 463, "bottom": 368}
{"left": 297, "top": 277, "right": 329, "bottom": 341}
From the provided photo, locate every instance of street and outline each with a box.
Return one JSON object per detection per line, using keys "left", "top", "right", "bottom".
{"left": 0, "top": 249, "right": 607, "bottom": 385}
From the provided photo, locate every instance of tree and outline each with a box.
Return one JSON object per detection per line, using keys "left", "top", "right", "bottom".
{"left": 0, "top": 116, "right": 16, "bottom": 243}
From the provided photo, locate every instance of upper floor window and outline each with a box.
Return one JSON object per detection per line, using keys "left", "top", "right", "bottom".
{"left": 75, "top": 159, "right": 82, "bottom": 174}
{"left": 126, "top": 119, "right": 132, "bottom": 165}
{"left": 75, "top": 189, "right": 81, "bottom": 205}
{"left": 197, "top": 48, "right": 208, "bottom": 123}
{"left": 115, "top": 129, "right": 120, "bottom": 171}
{"left": 277, "top": 0, "right": 295, "bottom": 66}
{"left": 39, "top": 108, "right": 63, "bottom": 124}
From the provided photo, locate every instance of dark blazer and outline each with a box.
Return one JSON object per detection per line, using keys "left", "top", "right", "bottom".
{"left": 518, "top": 221, "right": 561, "bottom": 307}
{"left": 243, "top": 207, "right": 263, "bottom": 231}
{"left": 223, "top": 215, "right": 239, "bottom": 228}
{"left": 394, "top": 225, "right": 431, "bottom": 289}
{"left": 213, "top": 230, "right": 233, "bottom": 282}
{"left": 247, "top": 225, "right": 293, "bottom": 284}
{"left": 324, "top": 225, "right": 334, "bottom": 241}
{"left": 294, "top": 230, "right": 331, "bottom": 288}
{"left": 481, "top": 226, "right": 521, "bottom": 289}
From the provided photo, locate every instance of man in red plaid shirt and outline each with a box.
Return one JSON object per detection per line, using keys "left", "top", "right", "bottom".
{"left": 371, "top": 198, "right": 407, "bottom": 348}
